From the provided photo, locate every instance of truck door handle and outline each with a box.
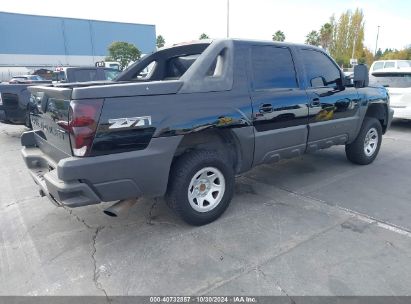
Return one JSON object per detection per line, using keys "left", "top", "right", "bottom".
{"left": 259, "top": 104, "right": 273, "bottom": 113}
{"left": 311, "top": 98, "right": 321, "bottom": 106}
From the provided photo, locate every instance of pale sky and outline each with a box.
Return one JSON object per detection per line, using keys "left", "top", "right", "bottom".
{"left": 1, "top": 0, "right": 410, "bottom": 52}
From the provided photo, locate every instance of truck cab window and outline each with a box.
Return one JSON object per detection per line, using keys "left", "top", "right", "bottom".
{"left": 251, "top": 46, "right": 298, "bottom": 90}
{"left": 301, "top": 49, "right": 341, "bottom": 88}
{"left": 206, "top": 48, "right": 227, "bottom": 77}
{"left": 137, "top": 61, "right": 157, "bottom": 79}
{"left": 165, "top": 55, "right": 199, "bottom": 79}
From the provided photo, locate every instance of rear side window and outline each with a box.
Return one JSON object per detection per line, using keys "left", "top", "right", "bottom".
{"left": 398, "top": 61, "right": 411, "bottom": 68}
{"left": 373, "top": 62, "right": 384, "bottom": 71}
{"left": 251, "top": 46, "right": 298, "bottom": 90}
{"left": 301, "top": 49, "right": 341, "bottom": 88}
{"left": 384, "top": 62, "right": 395, "bottom": 69}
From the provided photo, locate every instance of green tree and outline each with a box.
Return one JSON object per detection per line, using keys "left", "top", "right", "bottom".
{"left": 375, "top": 48, "right": 383, "bottom": 60}
{"left": 319, "top": 22, "right": 333, "bottom": 51}
{"left": 381, "top": 48, "right": 411, "bottom": 60}
{"left": 156, "top": 35, "right": 165, "bottom": 48}
{"left": 358, "top": 47, "right": 374, "bottom": 66}
{"left": 106, "top": 41, "right": 141, "bottom": 70}
{"left": 312, "top": 10, "right": 410, "bottom": 68}
{"left": 199, "top": 33, "right": 210, "bottom": 40}
{"left": 328, "top": 8, "right": 364, "bottom": 67}
{"left": 305, "top": 30, "right": 320, "bottom": 46}
{"left": 272, "top": 30, "right": 285, "bottom": 42}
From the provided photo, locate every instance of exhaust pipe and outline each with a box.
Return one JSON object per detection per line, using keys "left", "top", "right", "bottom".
{"left": 103, "top": 199, "right": 138, "bottom": 217}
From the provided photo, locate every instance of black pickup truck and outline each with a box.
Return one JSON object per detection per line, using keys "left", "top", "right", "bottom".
{"left": 21, "top": 39, "right": 393, "bottom": 225}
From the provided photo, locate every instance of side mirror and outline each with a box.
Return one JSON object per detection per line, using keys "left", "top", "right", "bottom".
{"left": 353, "top": 64, "right": 369, "bottom": 88}
{"left": 343, "top": 74, "right": 354, "bottom": 86}
{"left": 336, "top": 76, "right": 346, "bottom": 89}
{"left": 311, "top": 76, "right": 327, "bottom": 87}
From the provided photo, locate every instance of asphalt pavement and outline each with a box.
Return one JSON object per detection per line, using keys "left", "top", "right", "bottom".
{"left": 1, "top": 120, "right": 411, "bottom": 299}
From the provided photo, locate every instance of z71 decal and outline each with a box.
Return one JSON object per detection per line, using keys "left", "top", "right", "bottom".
{"left": 108, "top": 116, "right": 152, "bottom": 129}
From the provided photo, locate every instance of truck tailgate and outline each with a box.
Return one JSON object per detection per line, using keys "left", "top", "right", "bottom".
{"left": 28, "top": 86, "right": 73, "bottom": 162}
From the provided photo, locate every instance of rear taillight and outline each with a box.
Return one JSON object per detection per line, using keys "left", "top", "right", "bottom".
{"left": 68, "top": 99, "right": 103, "bottom": 157}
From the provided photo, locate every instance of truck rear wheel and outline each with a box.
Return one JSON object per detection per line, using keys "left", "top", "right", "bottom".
{"left": 345, "top": 117, "right": 382, "bottom": 165}
{"left": 166, "top": 150, "right": 234, "bottom": 226}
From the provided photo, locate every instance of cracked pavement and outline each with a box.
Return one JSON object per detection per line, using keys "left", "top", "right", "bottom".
{"left": 1, "top": 120, "right": 411, "bottom": 298}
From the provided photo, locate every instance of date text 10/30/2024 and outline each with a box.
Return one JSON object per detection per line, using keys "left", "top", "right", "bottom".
{"left": 149, "top": 296, "right": 257, "bottom": 303}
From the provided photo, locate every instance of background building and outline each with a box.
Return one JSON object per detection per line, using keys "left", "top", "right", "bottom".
{"left": 0, "top": 12, "right": 156, "bottom": 80}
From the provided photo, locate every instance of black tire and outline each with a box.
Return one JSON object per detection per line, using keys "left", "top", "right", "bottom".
{"left": 166, "top": 150, "right": 234, "bottom": 226}
{"left": 24, "top": 106, "right": 32, "bottom": 129}
{"left": 345, "top": 117, "right": 382, "bottom": 165}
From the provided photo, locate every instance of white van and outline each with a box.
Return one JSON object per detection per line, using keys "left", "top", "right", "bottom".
{"left": 370, "top": 60, "right": 411, "bottom": 73}
{"left": 369, "top": 62, "right": 411, "bottom": 120}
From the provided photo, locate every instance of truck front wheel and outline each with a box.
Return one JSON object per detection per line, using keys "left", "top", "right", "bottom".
{"left": 345, "top": 117, "right": 382, "bottom": 165}
{"left": 166, "top": 150, "right": 234, "bottom": 226}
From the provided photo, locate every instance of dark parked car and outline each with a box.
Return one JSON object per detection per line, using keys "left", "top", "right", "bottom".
{"left": 21, "top": 39, "right": 393, "bottom": 225}
{"left": 1, "top": 67, "right": 119, "bottom": 126}
{"left": 9, "top": 75, "right": 51, "bottom": 84}
{"left": 52, "top": 67, "right": 120, "bottom": 83}
{"left": 0, "top": 84, "right": 33, "bottom": 125}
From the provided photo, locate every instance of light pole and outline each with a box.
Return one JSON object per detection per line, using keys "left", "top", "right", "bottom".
{"left": 226, "top": 0, "right": 230, "bottom": 38}
{"left": 374, "top": 25, "right": 380, "bottom": 57}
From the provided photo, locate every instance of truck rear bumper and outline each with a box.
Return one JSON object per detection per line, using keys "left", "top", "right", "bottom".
{"left": 22, "top": 147, "right": 101, "bottom": 207}
{"left": 21, "top": 131, "right": 183, "bottom": 208}
{"left": 22, "top": 147, "right": 106, "bottom": 207}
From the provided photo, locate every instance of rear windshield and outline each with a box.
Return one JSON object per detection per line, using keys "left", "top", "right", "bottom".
{"left": 118, "top": 43, "right": 211, "bottom": 82}
{"left": 370, "top": 72, "right": 411, "bottom": 88}
{"left": 72, "top": 69, "right": 98, "bottom": 82}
